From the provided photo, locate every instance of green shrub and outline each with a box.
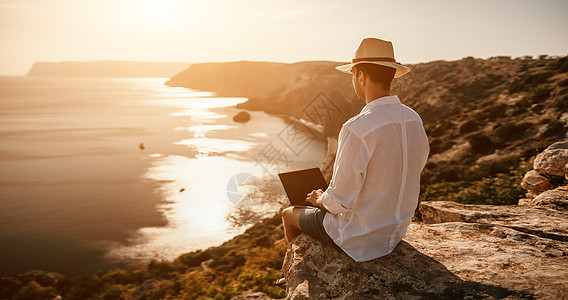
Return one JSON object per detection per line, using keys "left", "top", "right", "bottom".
{"left": 429, "top": 138, "right": 456, "bottom": 155}
{"left": 530, "top": 103, "right": 545, "bottom": 113}
{"left": 254, "top": 234, "right": 272, "bottom": 248}
{"left": 467, "top": 133, "right": 494, "bottom": 154}
{"left": 459, "top": 120, "right": 479, "bottom": 134}
{"left": 495, "top": 122, "right": 533, "bottom": 141}
{"left": 211, "top": 250, "right": 246, "bottom": 272}
{"left": 420, "top": 181, "right": 463, "bottom": 203}
{"left": 438, "top": 166, "right": 467, "bottom": 182}
{"left": 177, "top": 250, "right": 213, "bottom": 269}
{"left": 0, "top": 277, "right": 24, "bottom": 299}
{"left": 148, "top": 260, "right": 178, "bottom": 278}
{"left": 558, "top": 78, "right": 568, "bottom": 87}
{"left": 481, "top": 104, "right": 508, "bottom": 121}
{"left": 554, "top": 95, "right": 568, "bottom": 111}
{"left": 542, "top": 120, "right": 566, "bottom": 138}
{"left": 452, "top": 172, "right": 525, "bottom": 205}
{"left": 425, "top": 161, "right": 438, "bottom": 169}
{"left": 466, "top": 155, "right": 521, "bottom": 181}
{"left": 99, "top": 269, "right": 139, "bottom": 286}
{"left": 421, "top": 160, "right": 529, "bottom": 205}
{"left": 426, "top": 121, "right": 452, "bottom": 138}
{"left": 553, "top": 56, "right": 568, "bottom": 73}
{"left": 509, "top": 71, "right": 554, "bottom": 93}
{"left": 96, "top": 284, "right": 129, "bottom": 300}
{"left": 13, "top": 281, "right": 58, "bottom": 300}
{"left": 531, "top": 86, "right": 553, "bottom": 102}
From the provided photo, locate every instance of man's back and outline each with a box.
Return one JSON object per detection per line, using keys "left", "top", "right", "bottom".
{"left": 320, "top": 95, "right": 429, "bottom": 261}
{"left": 280, "top": 38, "right": 429, "bottom": 267}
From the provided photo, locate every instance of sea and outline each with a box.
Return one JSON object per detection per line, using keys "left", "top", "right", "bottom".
{"left": 0, "top": 76, "right": 326, "bottom": 275}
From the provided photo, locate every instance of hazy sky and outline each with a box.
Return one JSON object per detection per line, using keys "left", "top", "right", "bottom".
{"left": 0, "top": 0, "right": 567, "bottom": 75}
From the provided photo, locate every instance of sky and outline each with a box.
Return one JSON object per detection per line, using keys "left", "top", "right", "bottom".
{"left": 0, "top": 0, "right": 567, "bottom": 75}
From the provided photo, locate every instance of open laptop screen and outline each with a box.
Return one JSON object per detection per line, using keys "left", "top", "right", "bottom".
{"left": 278, "top": 167, "right": 328, "bottom": 205}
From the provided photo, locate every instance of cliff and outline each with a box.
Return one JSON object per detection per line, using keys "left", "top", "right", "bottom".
{"left": 281, "top": 200, "right": 568, "bottom": 299}
{"left": 27, "top": 61, "right": 190, "bottom": 78}
{"left": 167, "top": 56, "right": 568, "bottom": 190}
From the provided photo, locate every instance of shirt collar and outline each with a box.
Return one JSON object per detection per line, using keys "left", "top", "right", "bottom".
{"left": 360, "top": 95, "right": 401, "bottom": 114}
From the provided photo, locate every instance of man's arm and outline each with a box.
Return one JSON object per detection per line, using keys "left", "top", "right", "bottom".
{"left": 317, "top": 126, "right": 370, "bottom": 215}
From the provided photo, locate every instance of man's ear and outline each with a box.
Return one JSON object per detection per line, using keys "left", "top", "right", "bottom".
{"left": 357, "top": 69, "right": 366, "bottom": 86}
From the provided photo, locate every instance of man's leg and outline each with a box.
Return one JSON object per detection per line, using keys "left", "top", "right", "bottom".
{"left": 281, "top": 206, "right": 304, "bottom": 242}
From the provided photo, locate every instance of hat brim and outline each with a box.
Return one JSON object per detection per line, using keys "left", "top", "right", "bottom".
{"left": 335, "top": 61, "right": 410, "bottom": 78}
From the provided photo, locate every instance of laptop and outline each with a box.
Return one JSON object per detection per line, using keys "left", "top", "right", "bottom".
{"left": 278, "top": 167, "right": 328, "bottom": 206}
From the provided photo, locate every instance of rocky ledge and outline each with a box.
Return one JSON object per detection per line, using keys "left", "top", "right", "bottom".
{"left": 281, "top": 201, "right": 568, "bottom": 299}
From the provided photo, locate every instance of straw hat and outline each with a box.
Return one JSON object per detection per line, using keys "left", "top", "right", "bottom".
{"left": 336, "top": 38, "right": 410, "bottom": 78}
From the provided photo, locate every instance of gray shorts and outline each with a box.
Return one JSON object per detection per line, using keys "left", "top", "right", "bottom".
{"left": 298, "top": 207, "right": 335, "bottom": 245}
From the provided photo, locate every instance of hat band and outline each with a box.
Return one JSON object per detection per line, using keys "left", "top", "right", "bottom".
{"left": 352, "top": 57, "right": 398, "bottom": 64}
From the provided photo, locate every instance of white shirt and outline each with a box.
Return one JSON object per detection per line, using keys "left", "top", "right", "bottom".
{"left": 321, "top": 95, "right": 429, "bottom": 262}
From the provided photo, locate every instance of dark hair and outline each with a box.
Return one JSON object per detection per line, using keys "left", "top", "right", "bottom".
{"left": 353, "top": 63, "right": 396, "bottom": 88}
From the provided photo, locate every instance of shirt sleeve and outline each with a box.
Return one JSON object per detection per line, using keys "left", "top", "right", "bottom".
{"left": 320, "top": 126, "right": 370, "bottom": 215}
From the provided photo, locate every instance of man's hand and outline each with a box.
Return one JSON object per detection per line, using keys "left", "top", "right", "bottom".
{"left": 305, "top": 189, "right": 328, "bottom": 212}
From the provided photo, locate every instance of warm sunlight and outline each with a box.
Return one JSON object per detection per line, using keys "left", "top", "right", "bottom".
{"left": 1, "top": 0, "right": 567, "bottom": 298}
{"left": 131, "top": 0, "right": 185, "bottom": 24}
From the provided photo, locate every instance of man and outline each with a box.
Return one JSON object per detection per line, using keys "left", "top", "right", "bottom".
{"left": 281, "top": 38, "right": 429, "bottom": 262}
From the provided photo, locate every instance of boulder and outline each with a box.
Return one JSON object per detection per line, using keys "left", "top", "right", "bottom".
{"left": 233, "top": 111, "right": 251, "bottom": 122}
{"left": 520, "top": 170, "right": 554, "bottom": 196}
{"left": 534, "top": 141, "right": 568, "bottom": 179}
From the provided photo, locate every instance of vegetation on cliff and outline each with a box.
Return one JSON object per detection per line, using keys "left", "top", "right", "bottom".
{"left": 0, "top": 215, "right": 287, "bottom": 299}
{"left": 412, "top": 56, "right": 568, "bottom": 205}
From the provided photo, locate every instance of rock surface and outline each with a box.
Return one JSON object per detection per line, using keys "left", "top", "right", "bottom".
{"left": 405, "top": 222, "right": 568, "bottom": 300}
{"left": 281, "top": 201, "right": 568, "bottom": 299}
{"left": 420, "top": 201, "right": 568, "bottom": 241}
{"left": 530, "top": 185, "right": 568, "bottom": 210}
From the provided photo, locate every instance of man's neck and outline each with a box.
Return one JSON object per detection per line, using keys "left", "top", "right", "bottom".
{"left": 364, "top": 90, "right": 391, "bottom": 105}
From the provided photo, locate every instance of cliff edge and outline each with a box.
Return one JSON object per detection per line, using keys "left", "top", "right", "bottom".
{"left": 166, "top": 57, "right": 568, "bottom": 187}
{"left": 282, "top": 200, "right": 568, "bottom": 299}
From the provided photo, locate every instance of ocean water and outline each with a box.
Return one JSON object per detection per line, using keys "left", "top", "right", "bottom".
{"left": 0, "top": 76, "right": 326, "bottom": 275}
